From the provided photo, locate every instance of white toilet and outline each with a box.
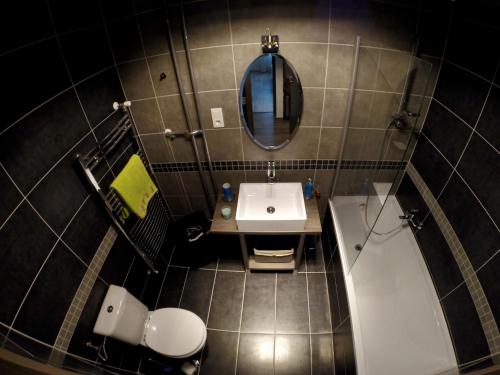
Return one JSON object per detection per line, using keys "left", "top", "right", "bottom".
{"left": 93, "top": 285, "right": 207, "bottom": 358}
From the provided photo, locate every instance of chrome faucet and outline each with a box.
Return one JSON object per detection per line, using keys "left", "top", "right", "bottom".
{"left": 267, "top": 161, "right": 276, "bottom": 184}
{"left": 399, "top": 209, "right": 423, "bottom": 230}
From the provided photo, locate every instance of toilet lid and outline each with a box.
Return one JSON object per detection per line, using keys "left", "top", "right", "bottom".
{"left": 145, "top": 308, "right": 206, "bottom": 358}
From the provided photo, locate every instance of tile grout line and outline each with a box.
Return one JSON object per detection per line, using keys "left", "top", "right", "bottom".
{"left": 313, "top": 0, "right": 332, "bottom": 183}
{"left": 304, "top": 244, "right": 313, "bottom": 375}
{"left": 198, "top": 258, "right": 219, "bottom": 373}
{"left": 273, "top": 273, "right": 278, "bottom": 375}
{"left": 233, "top": 271, "right": 247, "bottom": 375}
{"left": 225, "top": 0, "right": 247, "bottom": 182}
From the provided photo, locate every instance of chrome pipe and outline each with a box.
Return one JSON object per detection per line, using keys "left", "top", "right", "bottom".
{"left": 180, "top": 0, "right": 218, "bottom": 202}
{"left": 164, "top": 10, "right": 214, "bottom": 212}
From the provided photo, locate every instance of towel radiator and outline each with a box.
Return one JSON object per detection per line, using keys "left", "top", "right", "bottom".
{"left": 76, "top": 101, "right": 170, "bottom": 273}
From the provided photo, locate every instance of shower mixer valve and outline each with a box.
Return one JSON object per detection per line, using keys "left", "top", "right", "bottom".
{"left": 399, "top": 209, "right": 423, "bottom": 230}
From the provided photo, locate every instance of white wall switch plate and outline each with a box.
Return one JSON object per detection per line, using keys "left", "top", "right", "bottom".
{"left": 211, "top": 107, "right": 224, "bottom": 128}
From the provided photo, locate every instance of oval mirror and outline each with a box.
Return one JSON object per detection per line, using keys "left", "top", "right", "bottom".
{"left": 239, "top": 54, "right": 303, "bottom": 150}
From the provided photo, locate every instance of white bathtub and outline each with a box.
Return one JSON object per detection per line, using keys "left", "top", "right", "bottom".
{"left": 330, "top": 195, "right": 458, "bottom": 375}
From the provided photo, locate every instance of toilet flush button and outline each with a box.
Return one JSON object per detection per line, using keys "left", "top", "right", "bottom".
{"left": 211, "top": 108, "right": 224, "bottom": 128}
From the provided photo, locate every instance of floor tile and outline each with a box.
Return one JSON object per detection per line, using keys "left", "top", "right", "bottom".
{"left": 241, "top": 273, "right": 276, "bottom": 333}
{"left": 179, "top": 269, "right": 215, "bottom": 323}
{"left": 311, "top": 334, "right": 335, "bottom": 375}
{"left": 207, "top": 271, "right": 245, "bottom": 331}
{"left": 237, "top": 333, "right": 274, "bottom": 375}
{"left": 308, "top": 273, "right": 332, "bottom": 333}
{"left": 305, "top": 236, "right": 325, "bottom": 272}
{"left": 275, "top": 334, "right": 311, "bottom": 375}
{"left": 200, "top": 330, "right": 238, "bottom": 375}
{"left": 276, "top": 274, "right": 309, "bottom": 333}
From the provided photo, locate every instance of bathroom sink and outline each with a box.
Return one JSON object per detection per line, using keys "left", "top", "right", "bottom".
{"left": 236, "top": 183, "right": 307, "bottom": 231}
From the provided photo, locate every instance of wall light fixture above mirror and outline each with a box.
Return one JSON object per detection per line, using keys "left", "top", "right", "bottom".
{"left": 239, "top": 53, "right": 303, "bottom": 150}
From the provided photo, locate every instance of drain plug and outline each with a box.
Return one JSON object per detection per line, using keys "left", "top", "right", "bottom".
{"left": 354, "top": 244, "right": 363, "bottom": 251}
{"left": 267, "top": 206, "right": 275, "bottom": 214}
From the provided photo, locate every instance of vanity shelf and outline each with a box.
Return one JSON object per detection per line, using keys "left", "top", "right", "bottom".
{"left": 211, "top": 195, "right": 321, "bottom": 271}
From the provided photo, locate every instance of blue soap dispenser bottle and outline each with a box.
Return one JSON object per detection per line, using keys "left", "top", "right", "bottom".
{"left": 304, "top": 178, "right": 314, "bottom": 200}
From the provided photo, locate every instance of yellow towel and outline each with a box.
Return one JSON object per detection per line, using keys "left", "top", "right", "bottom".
{"left": 110, "top": 154, "right": 158, "bottom": 219}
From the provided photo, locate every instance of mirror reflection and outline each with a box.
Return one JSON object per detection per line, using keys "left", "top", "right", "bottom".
{"left": 240, "top": 54, "right": 303, "bottom": 150}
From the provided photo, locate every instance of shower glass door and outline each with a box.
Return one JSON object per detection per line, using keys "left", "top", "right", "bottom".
{"left": 330, "top": 36, "right": 433, "bottom": 270}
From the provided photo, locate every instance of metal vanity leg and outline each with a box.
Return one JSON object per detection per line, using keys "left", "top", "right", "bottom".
{"left": 239, "top": 234, "right": 249, "bottom": 270}
{"left": 295, "top": 234, "right": 306, "bottom": 271}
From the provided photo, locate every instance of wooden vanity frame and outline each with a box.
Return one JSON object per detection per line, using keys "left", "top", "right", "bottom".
{"left": 210, "top": 195, "right": 322, "bottom": 272}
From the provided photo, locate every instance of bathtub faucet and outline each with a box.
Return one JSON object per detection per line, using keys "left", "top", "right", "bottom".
{"left": 399, "top": 209, "right": 423, "bottom": 230}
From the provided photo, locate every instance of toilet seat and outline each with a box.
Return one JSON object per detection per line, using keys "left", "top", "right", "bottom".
{"left": 144, "top": 308, "right": 207, "bottom": 358}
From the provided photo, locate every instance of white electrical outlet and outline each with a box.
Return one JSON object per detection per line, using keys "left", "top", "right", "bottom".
{"left": 211, "top": 107, "right": 224, "bottom": 128}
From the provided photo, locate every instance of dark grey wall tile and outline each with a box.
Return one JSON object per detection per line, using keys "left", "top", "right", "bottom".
{"left": 1, "top": 90, "right": 89, "bottom": 193}
{"left": 13, "top": 242, "right": 86, "bottom": 344}
{"left": 317, "top": 127, "right": 342, "bottom": 160}
{"left": 137, "top": 10, "right": 169, "bottom": 57}
{"left": 148, "top": 53, "right": 192, "bottom": 96}
{"left": 100, "top": 0, "right": 134, "bottom": 22}
{"left": 441, "top": 283, "right": 491, "bottom": 367}
{"left": 99, "top": 235, "right": 135, "bottom": 287}
{"left": 107, "top": 17, "right": 143, "bottom": 63}
{"left": 2, "top": 39, "right": 71, "bottom": 130}
{"left": 476, "top": 84, "right": 500, "bottom": 151}
{"left": 205, "top": 129, "right": 243, "bottom": 160}
{"left": 477, "top": 252, "right": 500, "bottom": 326}
{"left": 395, "top": 175, "right": 430, "bottom": 224}
{"left": 200, "top": 330, "right": 238, "bottom": 375}
{"left": 438, "top": 173, "right": 500, "bottom": 271}
{"left": 28, "top": 135, "right": 95, "bottom": 235}
{"left": 191, "top": 46, "right": 235, "bottom": 91}
{"left": 1, "top": 2, "right": 54, "bottom": 55}
{"left": 445, "top": 3, "right": 500, "bottom": 81}
{"left": 68, "top": 279, "right": 107, "bottom": 360}
{"left": 140, "top": 134, "right": 173, "bottom": 163}
{"left": 185, "top": 0, "right": 231, "bottom": 49}
{"left": 230, "top": 0, "right": 329, "bottom": 44}
{"left": 421, "top": 100, "right": 472, "bottom": 166}
{"left": 434, "top": 62, "right": 490, "bottom": 126}
{"left": 416, "top": 6, "right": 451, "bottom": 57}
{"left": 0, "top": 202, "right": 58, "bottom": 324}
{"left": 207, "top": 271, "right": 244, "bottom": 331}
{"left": 375, "top": 50, "right": 411, "bottom": 93}
{"left": 198, "top": 90, "right": 240, "bottom": 129}
{"left": 130, "top": 98, "right": 164, "bottom": 134}
{"left": 118, "top": 59, "right": 155, "bottom": 100}
{"left": 76, "top": 68, "right": 124, "bottom": 128}
{"left": 59, "top": 26, "right": 113, "bottom": 83}
{"left": 330, "top": 2, "right": 417, "bottom": 50}
{"left": 48, "top": 0, "right": 102, "bottom": 33}
{"left": 457, "top": 134, "right": 498, "bottom": 224}
{"left": 179, "top": 269, "right": 215, "bottom": 323}
{"left": 303, "top": 88, "right": 327, "bottom": 126}
{"left": 416, "top": 216, "right": 464, "bottom": 298}
{"left": 233, "top": 44, "right": 262, "bottom": 88}
{"left": 141, "top": 257, "right": 168, "bottom": 309}
{"left": 155, "top": 172, "right": 185, "bottom": 196}
{"left": 411, "top": 135, "right": 453, "bottom": 197}
{"left": 61, "top": 196, "right": 110, "bottom": 265}
{"left": 0, "top": 168, "right": 22, "bottom": 226}
{"left": 158, "top": 93, "right": 194, "bottom": 131}
{"left": 280, "top": 43, "right": 327, "bottom": 88}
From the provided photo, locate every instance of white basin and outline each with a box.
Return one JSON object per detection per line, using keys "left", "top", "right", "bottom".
{"left": 236, "top": 183, "right": 307, "bottom": 232}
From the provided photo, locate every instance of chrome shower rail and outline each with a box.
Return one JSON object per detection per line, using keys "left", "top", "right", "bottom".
{"left": 76, "top": 102, "right": 172, "bottom": 273}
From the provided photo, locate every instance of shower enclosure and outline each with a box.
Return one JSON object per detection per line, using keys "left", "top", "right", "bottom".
{"left": 326, "top": 37, "right": 458, "bottom": 375}
{"left": 330, "top": 36, "right": 433, "bottom": 270}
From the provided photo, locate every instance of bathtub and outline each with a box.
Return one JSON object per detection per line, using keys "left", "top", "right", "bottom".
{"left": 329, "top": 194, "right": 458, "bottom": 375}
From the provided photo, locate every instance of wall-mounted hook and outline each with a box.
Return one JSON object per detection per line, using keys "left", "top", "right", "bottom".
{"left": 160, "top": 72, "right": 167, "bottom": 81}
